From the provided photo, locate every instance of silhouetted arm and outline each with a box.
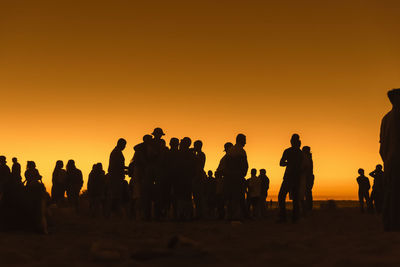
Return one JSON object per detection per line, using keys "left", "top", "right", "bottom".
{"left": 280, "top": 150, "right": 288, "bottom": 167}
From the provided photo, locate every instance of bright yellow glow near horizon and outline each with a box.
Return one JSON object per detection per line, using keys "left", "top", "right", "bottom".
{"left": 1, "top": 0, "right": 400, "bottom": 200}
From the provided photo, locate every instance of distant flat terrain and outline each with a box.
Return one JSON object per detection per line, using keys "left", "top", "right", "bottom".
{"left": 0, "top": 202, "right": 399, "bottom": 267}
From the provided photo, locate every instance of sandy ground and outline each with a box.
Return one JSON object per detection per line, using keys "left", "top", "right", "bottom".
{"left": 0, "top": 202, "right": 399, "bottom": 267}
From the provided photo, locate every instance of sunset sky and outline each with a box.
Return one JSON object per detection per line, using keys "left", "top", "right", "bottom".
{"left": 1, "top": 0, "right": 399, "bottom": 199}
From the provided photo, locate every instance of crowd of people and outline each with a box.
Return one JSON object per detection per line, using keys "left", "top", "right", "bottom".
{"left": 0, "top": 128, "right": 316, "bottom": 229}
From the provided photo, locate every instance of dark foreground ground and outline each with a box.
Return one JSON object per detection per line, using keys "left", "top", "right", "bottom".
{"left": 1, "top": 201, "right": 399, "bottom": 267}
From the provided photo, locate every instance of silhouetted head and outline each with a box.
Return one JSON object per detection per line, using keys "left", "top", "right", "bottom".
{"left": 236, "top": 134, "right": 246, "bottom": 147}
{"left": 143, "top": 134, "right": 153, "bottom": 144}
{"left": 66, "top": 160, "right": 76, "bottom": 171}
{"left": 260, "top": 169, "right": 266, "bottom": 176}
{"left": 27, "top": 161, "right": 36, "bottom": 170}
{"left": 94, "top": 163, "right": 103, "bottom": 172}
{"left": 0, "top": 156, "right": 6, "bottom": 165}
{"left": 358, "top": 168, "right": 364, "bottom": 176}
{"left": 251, "top": 168, "right": 257, "bottom": 176}
{"left": 376, "top": 164, "right": 383, "bottom": 171}
{"left": 169, "top": 138, "right": 179, "bottom": 149}
{"left": 387, "top": 88, "right": 400, "bottom": 108}
{"left": 160, "top": 139, "right": 166, "bottom": 147}
{"left": 290, "top": 134, "right": 301, "bottom": 148}
{"left": 152, "top": 127, "right": 165, "bottom": 139}
{"left": 194, "top": 140, "right": 203, "bottom": 151}
{"left": 224, "top": 142, "right": 233, "bottom": 152}
{"left": 302, "top": 146, "right": 311, "bottom": 156}
{"left": 180, "top": 137, "right": 192, "bottom": 150}
{"left": 55, "top": 160, "right": 63, "bottom": 169}
{"left": 208, "top": 170, "right": 213, "bottom": 177}
{"left": 117, "top": 138, "right": 127, "bottom": 150}
{"left": 12, "top": 157, "right": 18, "bottom": 163}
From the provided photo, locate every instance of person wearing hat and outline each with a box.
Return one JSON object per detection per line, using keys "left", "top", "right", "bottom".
{"left": 215, "top": 142, "right": 233, "bottom": 220}
{"left": 380, "top": 88, "right": 400, "bottom": 231}
{"left": 147, "top": 127, "right": 166, "bottom": 220}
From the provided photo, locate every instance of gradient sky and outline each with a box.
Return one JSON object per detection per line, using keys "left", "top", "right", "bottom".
{"left": 1, "top": 0, "right": 399, "bottom": 199}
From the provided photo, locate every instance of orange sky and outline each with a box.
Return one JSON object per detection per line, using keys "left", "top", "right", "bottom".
{"left": 1, "top": 0, "right": 399, "bottom": 199}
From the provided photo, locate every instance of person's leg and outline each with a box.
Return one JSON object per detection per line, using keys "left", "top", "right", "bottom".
{"left": 359, "top": 191, "right": 364, "bottom": 212}
{"left": 278, "top": 180, "right": 289, "bottom": 221}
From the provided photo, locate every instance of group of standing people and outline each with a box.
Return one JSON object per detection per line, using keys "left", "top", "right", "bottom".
{"left": 356, "top": 165, "right": 384, "bottom": 213}
{"left": 92, "top": 130, "right": 273, "bottom": 221}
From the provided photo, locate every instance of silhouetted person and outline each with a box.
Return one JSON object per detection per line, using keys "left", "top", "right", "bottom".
{"left": 51, "top": 160, "right": 67, "bottom": 205}
{"left": 302, "top": 146, "right": 314, "bottom": 214}
{"left": 88, "top": 163, "right": 106, "bottom": 217}
{"left": 11, "top": 157, "right": 22, "bottom": 183}
{"left": 259, "top": 169, "right": 270, "bottom": 217}
{"left": 370, "top": 164, "right": 384, "bottom": 214}
{"left": 0, "top": 156, "right": 11, "bottom": 192}
{"left": 132, "top": 134, "right": 152, "bottom": 220}
{"left": 106, "top": 138, "right": 127, "bottom": 217}
{"left": 148, "top": 128, "right": 166, "bottom": 220}
{"left": 215, "top": 142, "right": 233, "bottom": 220}
{"left": 165, "top": 137, "right": 181, "bottom": 220}
{"left": 247, "top": 168, "right": 262, "bottom": 218}
{"left": 380, "top": 89, "right": 400, "bottom": 231}
{"left": 24, "top": 161, "right": 42, "bottom": 187}
{"left": 192, "top": 140, "right": 206, "bottom": 219}
{"left": 278, "top": 134, "right": 304, "bottom": 223}
{"left": 225, "top": 134, "right": 248, "bottom": 221}
{"left": 205, "top": 170, "right": 217, "bottom": 219}
{"left": 176, "top": 137, "right": 196, "bottom": 221}
{"left": 356, "top": 168, "right": 372, "bottom": 213}
{"left": 66, "top": 160, "right": 83, "bottom": 213}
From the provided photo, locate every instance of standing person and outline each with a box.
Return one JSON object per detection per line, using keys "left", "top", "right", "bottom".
{"left": 176, "top": 137, "right": 196, "bottom": 221}
{"left": 24, "top": 161, "right": 43, "bottom": 187}
{"left": 370, "top": 164, "right": 384, "bottom": 214}
{"left": 301, "top": 146, "right": 314, "bottom": 214}
{"left": 11, "top": 158, "right": 22, "bottom": 184}
{"left": 51, "top": 160, "right": 67, "bottom": 206}
{"left": 0, "top": 156, "right": 11, "bottom": 191}
{"left": 277, "top": 134, "right": 304, "bottom": 223}
{"left": 66, "top": 160, "right": 83, "bottom": 213}
{"left": 247, "top": 169, "right": 262, "bottom": 218}
{"left": 224, "top": 134, "right": 249, "bottom": 221}
{"left": 87, "top": 163, "right": 106, "bottom": 217}
{"left": 106, "top": 138, "right": 127, "bottom": 217}
{"left": 165, "top": 137, "right": 181, "bottom": 220}
{"left": 148, "top": 128, "right": 166, "bottom": 220}
{"left": 132, "top": 135, "right": 152, "bottom": 220}
{"left": 380, "top": 88, "right": 400, "bottom": 231}
{"left": 215, "top": 142, "right": 233, "bottom": 220}
{"left": 205, "top": 170, "right": 217, "bottom": 219}
{"left": 259, "top": 169, "right": 270, "bottom": 217}
{"left": 356, "top": 168, "right": 372, "bottom": 213}
{"left": 192, "top": 140, "right": 206, "bottom": 219}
